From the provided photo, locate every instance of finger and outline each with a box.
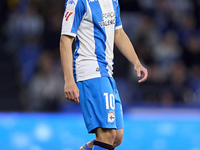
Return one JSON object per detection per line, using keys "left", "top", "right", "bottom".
{"left": 137, "top": 68, "right": 141, "bottom": 77}
{"left": 138, "top": 78, "right": 145, "bottom": 83}
{"left": 138, "top": 71, "right": 148, "bottom": 83}
{"left": 138, "top": 77, "right": 146, "bottom": 83}
{"left": 65, "top": 91, "right": 70, "bottom": 99}
{"left": 74, "top": 97, "right": 80, "bottom": 103}
{"left": 73, "top": 90, "right": 79, "bottom": 103}
{"left": 65, "top": 91, "right": 74, "bottom": 101}
{"left": 69, "top": 91, "right": 75, "bottom": 101}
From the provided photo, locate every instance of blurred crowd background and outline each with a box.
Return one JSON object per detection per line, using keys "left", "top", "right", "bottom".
{"left": 0, "top": 0, "right": 200, "bottom": 112}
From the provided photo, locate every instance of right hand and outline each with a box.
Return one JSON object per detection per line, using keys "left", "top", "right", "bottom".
{"left": 64, "top": 81, "right": 79, "bottom": 103}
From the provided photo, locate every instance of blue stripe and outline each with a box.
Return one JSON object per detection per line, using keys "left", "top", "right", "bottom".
{"left": 112, "top": 0, "right": 122, "bottom": 28}
{"left": 71, "top": 0, "right": 87, "bottom": 34}
{"left": 89, "top": 1, "right": 109, "bottom": 77}
{"left": 73, "top": 37, "right": 80, "bottom": 82}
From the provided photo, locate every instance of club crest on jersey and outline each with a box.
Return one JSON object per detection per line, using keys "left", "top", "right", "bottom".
{"left": 68, "top": 0, "right": 75, "bottom": 5}
{"left": 108, "top": 111, "right": 115, "bottom": 123}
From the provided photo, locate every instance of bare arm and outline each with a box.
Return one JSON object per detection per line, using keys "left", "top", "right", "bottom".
{"left": 60, "top": 35, "right": 79, "bottom": 103}
{"left": 114, "top": 28, "right": 148, "bottom": 83}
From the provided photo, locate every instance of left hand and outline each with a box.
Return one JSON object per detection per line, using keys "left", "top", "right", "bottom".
{"left": 134, "top": 64, "right": 148, "bottom": 83}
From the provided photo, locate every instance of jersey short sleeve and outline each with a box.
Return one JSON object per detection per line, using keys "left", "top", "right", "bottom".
{"left": 61, "top": 0, "right": 86, "bottom": 37}
{"left": 114, "top": 0, "right": 122, "bottom": 30}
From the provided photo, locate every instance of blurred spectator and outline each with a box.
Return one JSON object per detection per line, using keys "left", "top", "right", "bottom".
{"left": 166, "top": 61, "right": 188, "bottom": 104}
{"left": 183, "top": 34, "right": 200, "bottom": 68}
{"left": 6, "top": 4, "right": 44, "bottom": 53}
{"left": 188, "top": 65, "right": 200, "bottom": 105}
{"left": 178, "top": 13, "right": 198, "bottom": 46}
{"left": 6, "top": 3, "right": 44, "bottom": 85}
{"left": 153, "top": 0, "right": 175, "bottom": 33}
{"left": 153, "top": 31, "right": 182, "bottom": 76}
{"left": 27, "top": 51, "right": 65, "bottom": 111}
{"left": 136, "top": 14, "right": 160, "bottom": 49}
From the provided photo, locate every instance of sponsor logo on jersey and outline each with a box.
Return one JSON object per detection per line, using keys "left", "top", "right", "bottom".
{"left": 99, "top": 12, "right": 116, "bottom": 28}
{"left": 96, "top": 67, "right": 100, "bottom": 72}
{"left": 65, "top": 12, "right": 73, "bottom": 21}
{"left": 108, "top": 111, "right": 115, "bottom": 123}
{"left": 68, "top": 0, "right": 75, "bottom": 5}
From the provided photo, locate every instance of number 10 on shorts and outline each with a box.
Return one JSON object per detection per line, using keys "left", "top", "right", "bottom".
{"left": 104, "top": 93, "right": 115, "bottom": 110}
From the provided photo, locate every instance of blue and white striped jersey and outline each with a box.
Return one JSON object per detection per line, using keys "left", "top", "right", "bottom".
{"left": 61, "top": 0, "right": 122, "bottom": 82}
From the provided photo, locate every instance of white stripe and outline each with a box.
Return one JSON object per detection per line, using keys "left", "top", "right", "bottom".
{"left": 61, "top": 0, "right": 78, "bottom": 36}
{"left": 115, "top": 25, "right": 123, "bottom": 30}
{"left": 98, "top": 0, "right": 115, "bottom": 76}
{"left": 75, "top": 0, "right": 101, "bottom": 81}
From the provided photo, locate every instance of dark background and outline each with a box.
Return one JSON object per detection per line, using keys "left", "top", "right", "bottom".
{"left": 0, "top": 0, "right": 200, "bottom": 112}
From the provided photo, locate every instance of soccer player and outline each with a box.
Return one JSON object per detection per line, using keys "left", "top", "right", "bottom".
{"left": 60, "top": 0, "right": 148, "bottom": 150}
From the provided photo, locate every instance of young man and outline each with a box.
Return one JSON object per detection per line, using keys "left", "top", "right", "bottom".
{"left": 60, "top": 0, "right": 148, "bottom": 150}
